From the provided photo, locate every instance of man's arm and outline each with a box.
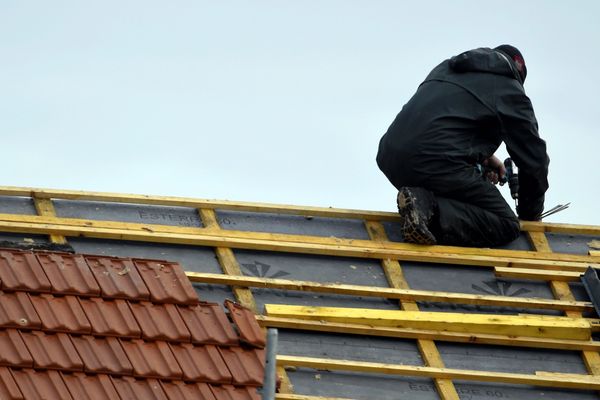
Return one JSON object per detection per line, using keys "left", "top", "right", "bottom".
{"left": 497, "top": 87, "right": 549, "bottom": 220}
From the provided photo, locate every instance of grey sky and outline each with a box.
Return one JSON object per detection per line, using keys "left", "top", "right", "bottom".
{"left": 2, "top": 1, "right": 599, "bottom": 225}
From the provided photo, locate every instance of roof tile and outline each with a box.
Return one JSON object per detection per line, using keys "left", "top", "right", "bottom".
{"left": 169, "top": 343, "right": 231, "bottom": 383}
{"left": 133, "top": 259, "right": 198, "bottom": 304}
{"left": 29, "top": 294, "right": 91, "bottom": 334}
{"left": 219, "top": 347, "right": 265, "bottom": 386}
{"left": 0, "top": 329, "right": 33, "bottom": 368}
{"left": 36, "top": 253, "right": 100, "bottom": 296}
{"left": 0, "top": 367, "right": 23, "bottom": 400}
{"left": 0, "top": 291, "right": 41, "bottom": 330}
{"left": 20, "top": 331, "right": 83, "bottom": 371}
{"left": 12, "top": 369, "right": 73, "bottom": 400}
{"left": 160, "top": 381, "right": 217, "bottom": 400}
{"left": 120, "top": 339, "right": 182, "bottom": 380}
{"left": 178, "top": 303, "right": 238, "bottom": 346}
{"left": 129, "top": 301, "right": 190, "bottom": 342}
{"left": 79, "top": 297, "right": 141, "bottom": 338}
{"left": 225, "top": 300, "right": 266, "bottom": 348}
{"left": 85, "top": 255, "right": 150, "bottom": 300}
{"left": 0, "top": 250, "right": 51, "bottom": 293}
{"left": 0, "top": 249, "right": 267, "bottom": 399}
{"left": 209, "top": 385, "right": 261, "bottom": 400}
{"left": 61, "top": 373, "right": 120, "bottom": 400}
{"left": 71, "top": 335, "right": 133, "bottom": 375}
{"left": 111, "top": 376, "right": 168, "bottom": 400}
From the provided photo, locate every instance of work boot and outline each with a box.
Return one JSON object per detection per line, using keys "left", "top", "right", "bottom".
{"left": 396, "top": 187, "right": 438, "bottom": 245}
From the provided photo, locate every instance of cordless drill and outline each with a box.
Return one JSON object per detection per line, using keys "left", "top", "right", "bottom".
{"left": 477, "top": 158, "right": 519, "bottom": 206}
{"left": 502, "top": 158, "right": 519, "bottom": 207}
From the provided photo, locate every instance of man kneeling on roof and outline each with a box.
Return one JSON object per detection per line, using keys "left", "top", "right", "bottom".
{"left": 376, "top": 45, "right": 549, "bottom": 247}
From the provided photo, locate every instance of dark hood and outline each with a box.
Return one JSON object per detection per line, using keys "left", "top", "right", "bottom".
{"left": 449, "top": 47, "right": 523, "bottom": 84}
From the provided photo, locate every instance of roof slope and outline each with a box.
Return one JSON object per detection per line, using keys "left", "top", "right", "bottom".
{"left": 0, "top": 186, "right": 599, "bottom": 400}
{"left": 0, "top": 248, "right": 264, "bottom": 400}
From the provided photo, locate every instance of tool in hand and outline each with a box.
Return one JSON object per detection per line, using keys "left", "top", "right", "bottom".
{"left": 481, "top": 158, "right": 570, "bottom": 220}
{"left": 502, "top": 158, "right": 519, "bottom": 207}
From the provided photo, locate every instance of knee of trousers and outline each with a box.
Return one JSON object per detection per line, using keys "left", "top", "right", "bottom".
{"left": 501, "top": 216, "right": 521, "bottom": 242}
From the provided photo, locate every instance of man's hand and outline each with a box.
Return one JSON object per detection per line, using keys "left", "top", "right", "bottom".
{"left": 482, "top": 155, "right": 506, "bottom": 185}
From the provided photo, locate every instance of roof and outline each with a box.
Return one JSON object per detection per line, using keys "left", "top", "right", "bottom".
{"left": 0, "top": 186, "right": 599, "bottom": 400}
{"left": 0, "top": 247, "right": 265, "bottom": 400}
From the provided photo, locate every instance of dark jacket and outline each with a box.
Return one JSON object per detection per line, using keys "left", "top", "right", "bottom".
{"left": 376, "top": 48, "right": 549, "bottom": 220}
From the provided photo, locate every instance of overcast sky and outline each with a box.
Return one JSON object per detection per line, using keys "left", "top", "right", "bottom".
{"left": 2, "top": 1, "right": 599, "bottom": 226}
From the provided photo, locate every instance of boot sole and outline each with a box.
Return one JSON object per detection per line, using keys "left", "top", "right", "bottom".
{"left": 397, "top": 188, "right": 437, "bottom": 245}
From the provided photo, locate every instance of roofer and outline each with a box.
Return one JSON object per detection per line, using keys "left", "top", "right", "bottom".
{"left": 376, "top": 45, "right": 549, "bottom": 247}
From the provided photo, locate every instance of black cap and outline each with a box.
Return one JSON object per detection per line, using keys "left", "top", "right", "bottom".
{"left": 495, "top": 44, "right": 527, "bottom": 83}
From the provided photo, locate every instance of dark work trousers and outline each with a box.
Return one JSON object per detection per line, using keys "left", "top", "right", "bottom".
{"left": 390, "top": 166, "right": 520, "bottom": 247}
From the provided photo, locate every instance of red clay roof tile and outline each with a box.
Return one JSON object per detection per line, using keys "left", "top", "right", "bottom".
{"left": 133, "top": 259, "right": 198, "bottom": 304}
{"left": 111, "top": 376, "right": 168, "bottom": 400}
{"left": 129, "top": 302, "right": 190, "bottom": 342}
{"left": 12, "top": 369, "right": 73, "bottom": 400}
{"left": 0, "top": 367, "right": 23, "bottom": 400}
{"left": 178, "top": 303, "right": 238, "bottom": 346}
{"left": 36, "top": 253, "right": 100, "bottom": 296}
{"left": 169, "top": 343, "right": 231, "bottom": 383}
{"left": 0, "top": 291, "right": 41, "bottom": 330}
{"left": 160, "top": 381, "right": 217, "bottom": 400}
{"left": 0, "top": 250, "right": 51, "bottom": 293}
{"left": 0, "top": 249, "right": 266, "bottom": 399}
{"left": 0, "top": 329, "right": 32, "bottom": 368}
{"left": 219, "top": 347, "right": 265, "bottom": 386}
{"left": 20, "top": 331, "right": 83, "bottom": 371}
{"left": 61, "top": 373, "right": 120, "bottom": 400}
{"left": 225, "top": 300, "right": 266, "bottom": 348}
{"left": 85, "top": 256, "right": 150, "bottom": 300}
{"left": 79, "top": 297, "right": 141, "bottom": 338}
{"left": 209, "top": 385, "right": 261, "bottom": 400}
{"left": 71, "top": 335, "right": 133, "bottom": 375}
{"left": 29, "top": 294, "right": 91, "bottom": 334}
{"left": 120, "top": 339, "right": 182, "bottom": 380}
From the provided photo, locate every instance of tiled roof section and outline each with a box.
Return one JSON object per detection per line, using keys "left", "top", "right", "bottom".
{"left": 0, "top": 329, "right": 32, "bottom": 368}
{"left": 133, "top": 259, "right": 198, "bottom": 304}
{"left": 71, "top": 335, "right": 133, "bottom": 375}
{"left": 111, "top": 376, "right": 168, "bottom": 400}
{"left": 36, "top": 253, "right": 100, "bottom": 296}
{"left": 210, "top": 384, "right": 261, "bottom": 400}
{"left": 0, "top": 291, "right": 41, "bottom": 329}
{"left": 178, "top": 303, "right": 239, "bottom": 345}
{"left": 219, "top": 347, "right": 265, "bottom": 386}
{"left": 120, "top": 339, "right": 183, "bottom": 379}
{"left": 12, "top": 369, "right": 73, "bottom": 400}
{"left": 85, "top": 255, "right": 150, "bottom": 300}
{"left": 0, "top": 367, "right": 22, "bottom": 400}
{"left": 225, "top": 300, "right": 266, "bottom": 348}
{"left": 20, "top": 331, "right": 83, "bottom": 371}
{"left": 79, "top": 297, "right": 141, "bottom": 338}
{"left": 29, "top": 294, "right": 92, "bottom": 334}
{"left": 61, "top": 373, "right": 121, "bottom": 400}
{"left": 170, "top": 343, "right": 231, "bottom": 383}
{"left": 129, "top": 301, "right": 190, "bottom": 342}
{"left": 160, "top": 381, "right": 217, "bottom": 400}
{"left": 0, "top": 250, "right": 51, "bottom": 292}
{"left": 0, "top": 248, "right": 266, "bottom": 400}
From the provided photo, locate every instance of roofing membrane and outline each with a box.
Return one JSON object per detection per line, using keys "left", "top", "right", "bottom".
{"left": 0, "top": 188, "right": 599, "bottom": 400}
{"left": 0, "top": 247, "right": 264, "bottom": 400}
